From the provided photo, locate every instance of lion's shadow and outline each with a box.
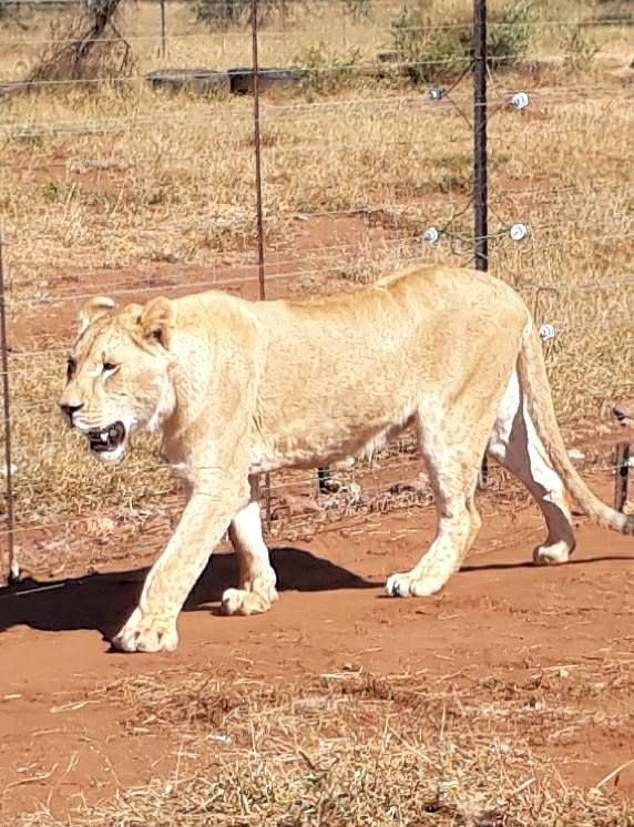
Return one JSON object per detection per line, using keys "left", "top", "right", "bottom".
{"left": 0, "top": 546, "right": 377, "bottom": 642}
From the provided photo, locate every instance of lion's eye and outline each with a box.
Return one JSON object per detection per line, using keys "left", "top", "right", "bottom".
{"left": 102, "top": 362, "right": 118, "bottom": 374}
{"left": 66, "top": 357, "right": 76, "bottom": 381}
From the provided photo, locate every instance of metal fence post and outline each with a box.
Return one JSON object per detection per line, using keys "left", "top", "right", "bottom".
{"left": 473, "top": 0, "right": 488, "bottom": 274}
{"left": 473, "top": 0, "right": 489, "bottom": 489}
{"left": 250, "top": 0, "right": 272, "bottom": 527}
{"left": 159, "top": 0, "right": 167, "bottom": 58}
{"left": 614, "top": 442, "right": 630, "bottom": 512}
{"left": 251, "top": 0, "right": 266, "bottom": 304}
{"left": 0, "top": 227, "right": 18, "bottom": 585}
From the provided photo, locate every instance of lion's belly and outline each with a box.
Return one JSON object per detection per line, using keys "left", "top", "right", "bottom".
{"left": 249, "top": 400, "right": 418, "bottom": 473}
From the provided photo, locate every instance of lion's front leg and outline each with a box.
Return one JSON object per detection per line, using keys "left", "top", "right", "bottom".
{"left": 222, "top": 482, "right": 278, "bottom": 617}
{"left": 113, "top": 474, "right": 250, "bottom": 653}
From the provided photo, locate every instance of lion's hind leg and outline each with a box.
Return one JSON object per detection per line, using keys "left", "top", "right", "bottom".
{"left": 221, "top": 484, "right": 278, "bottom": 617}
{"left": 385, "top": 407, "right": 487, "bottom": 598}
{"left": 487, "top": 372, "right": 575, "bottom": 565}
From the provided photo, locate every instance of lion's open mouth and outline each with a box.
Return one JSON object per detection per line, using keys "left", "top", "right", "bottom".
{"left": 87, "top": 421, "right": 126, "bottom": 454}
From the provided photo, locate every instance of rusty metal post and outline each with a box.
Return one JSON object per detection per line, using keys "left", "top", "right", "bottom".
{"left": 614, "top": 442, "right": 630, "bottom": 512}
{"left": 159, "top": 0, "right": 167, "bottom": 58}
{"left": 251, "top": 0, "right": 266, "bottom": 304}
{"left": 0, "top": 227, "right": 18, "bottom": 585}
{"left": 250, "top": 0, "right": 272, "bottom": 527}
{"left": 473, "top": 0, "right": 488, "bottom": 274}
{"left": 473, "top": 0, "right": 489, "bottom": 489}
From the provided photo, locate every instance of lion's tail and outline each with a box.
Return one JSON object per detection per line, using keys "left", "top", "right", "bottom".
{"left": 517, "top": 318, "right": 634, "bottom": 536}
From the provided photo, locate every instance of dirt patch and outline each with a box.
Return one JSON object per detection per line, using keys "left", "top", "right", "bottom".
{"left": 0, "top": 471, "right": 633, "bottom": 822}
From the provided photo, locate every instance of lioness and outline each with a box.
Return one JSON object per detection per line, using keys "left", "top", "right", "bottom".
{"left": 59, "top": 265, "right": 633, "bottom": 653}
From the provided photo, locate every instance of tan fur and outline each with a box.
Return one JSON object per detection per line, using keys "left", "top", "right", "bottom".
{"left": 59, "top": 265, "right": 633, "bottom": 653}
{"left": 78, "top": 296, "right": 115, "bottom": 336}
{"left": 517, "top": 328, "right": 631, "bottom": 534}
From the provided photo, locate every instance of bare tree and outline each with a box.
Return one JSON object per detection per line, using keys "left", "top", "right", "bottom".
{"left": 29, "top": 0, "right": 134, "bottom": 83}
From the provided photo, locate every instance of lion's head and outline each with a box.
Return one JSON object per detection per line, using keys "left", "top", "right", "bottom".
{"left": 613, "top": 399, "right": 634, "bottom": 428}
{"left": 59, "top": 295, "right": 176, "bottom": 464}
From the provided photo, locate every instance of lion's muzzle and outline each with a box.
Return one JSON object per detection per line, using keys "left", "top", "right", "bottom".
{"left": 86, "top": 421, "right": 126, "bottom": 455}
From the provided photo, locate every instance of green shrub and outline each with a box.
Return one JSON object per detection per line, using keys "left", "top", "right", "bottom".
{"left": 560, "top": 23, "right": 600, "bottom": 72}
{"left": 193, "top": 0, "right": 297, "bottom": 29}
{"left": 389, "top": 6, "right": 470, "bottom": 86}
{"left": 343, "top": 0, "right": 372, "bottom": 22}
{"left": 293, "top": 42, "right": 364, "bottom": 96}
{"left": 488, "top": 1, "right": 535, "bottom": 69}
{"left": 389, "top": 1, "right": 535, "bottom": 86}
{"left": 193, "top": 0, "right": 252, "bottom": 28}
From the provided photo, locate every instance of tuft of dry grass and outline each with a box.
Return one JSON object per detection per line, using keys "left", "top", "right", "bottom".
{"left": 14, "top": 666, "right": 633, "bottom": 826}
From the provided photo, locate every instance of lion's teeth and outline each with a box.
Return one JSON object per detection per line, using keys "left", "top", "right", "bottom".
{"left": 100, "top": 432, "right": 108, "bottom": 442}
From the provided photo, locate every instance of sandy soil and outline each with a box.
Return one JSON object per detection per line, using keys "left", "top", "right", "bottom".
{"left": 1, "top": 469, "right": 633, "bottom": 821}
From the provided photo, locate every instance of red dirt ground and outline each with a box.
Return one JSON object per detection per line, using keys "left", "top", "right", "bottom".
{"left": 1, "top": 468, "right": 633, "bottom": 820}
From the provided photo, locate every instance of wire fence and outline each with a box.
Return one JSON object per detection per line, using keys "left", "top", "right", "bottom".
{"left": 0, "top": 0, "right": 632, "bottom": 583}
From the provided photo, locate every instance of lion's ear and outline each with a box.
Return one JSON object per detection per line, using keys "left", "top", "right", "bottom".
{"left": 78, "top": 296, "right": 115, "bottom": 335}
{"left": 139, "top": 297, "right": 174, "bottom": 349}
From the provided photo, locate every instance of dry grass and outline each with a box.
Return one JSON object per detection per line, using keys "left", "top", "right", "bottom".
{"left": 14, "top": 665, "right": 633, "bottom": 826}
{"left": 0, "top": 0, "right": 632, "bottom": 528}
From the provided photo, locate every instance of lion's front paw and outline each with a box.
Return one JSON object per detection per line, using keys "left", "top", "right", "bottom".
{"left": 533, "top": 541, "right": 571, "bottom": 566}
{"left": 250, "top": 573, "right": 279, "bottom": 604}
{"left": 111, "top": 607, "right": 179, "bottom": 653}
{"left": 385, "top": 568, "right": 449, "bottom": 598}
{"left": 220, "top": 586, "right": 277, "bottom": 616}
{"left": 385, "top": 572, "right": 414, "bottom": 598}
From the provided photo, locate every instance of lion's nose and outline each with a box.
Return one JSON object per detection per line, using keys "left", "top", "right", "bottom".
{"left": 60, "top": 402, "right": 83, "bottom": 425}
